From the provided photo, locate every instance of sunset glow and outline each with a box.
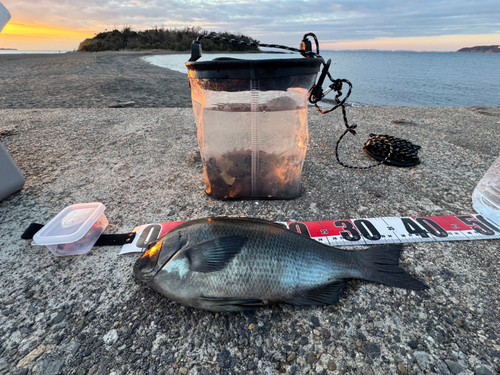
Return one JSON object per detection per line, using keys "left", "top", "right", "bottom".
{"left": 0, "top": 0, "right": 498, "bottom": 51}
{"left": 3, "top": 20, "right": 496, "bottom": 52}
{"left": 0, "top": 21, "right": 94, "bottom": 50}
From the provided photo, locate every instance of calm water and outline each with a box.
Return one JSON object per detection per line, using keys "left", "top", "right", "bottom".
{"left": 145, "top": 51, "right": 500, "bottom": 107}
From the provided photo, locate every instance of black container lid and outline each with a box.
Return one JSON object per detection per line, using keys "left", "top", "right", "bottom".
{"left": 186, "top": 57, "right": 324, "bottom": 80}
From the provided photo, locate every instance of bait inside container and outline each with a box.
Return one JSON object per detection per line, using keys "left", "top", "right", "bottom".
{"left": 186, "top": 57, "right": 323, "bottom": 199}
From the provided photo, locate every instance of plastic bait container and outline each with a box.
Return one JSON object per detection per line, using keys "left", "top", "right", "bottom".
{"left": 186, "top": 57, "right": 323, "bottom": 200}
{"left": 33, "top": 202, "right": 108, "bottom": 256}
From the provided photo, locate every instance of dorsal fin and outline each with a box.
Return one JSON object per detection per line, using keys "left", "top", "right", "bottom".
{"left": 210, "top": 216, "right": 288, "bottom": 230}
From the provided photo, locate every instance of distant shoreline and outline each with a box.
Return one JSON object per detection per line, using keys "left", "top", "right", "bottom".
{"left": 6, "top": 48, "right": 500, "bottom": 54}
{"left": 457, "top": 45, "right": 500, "bottom": 53}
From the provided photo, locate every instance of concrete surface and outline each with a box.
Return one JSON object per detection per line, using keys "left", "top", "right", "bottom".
{"left": 0, "top": 106, "right": 499, "bottom": 375}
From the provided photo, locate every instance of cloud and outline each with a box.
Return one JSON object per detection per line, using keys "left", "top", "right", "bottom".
{"left": 1, "top": 0, "right": 499, "bottom": 49}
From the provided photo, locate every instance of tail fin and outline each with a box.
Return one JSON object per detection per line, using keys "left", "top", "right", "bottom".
{"left": 357, "top": 244, "right": 428, "bottom": 290}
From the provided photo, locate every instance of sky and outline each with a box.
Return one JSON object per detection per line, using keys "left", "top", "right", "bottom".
{"left": 0, "top": 0, "right": 498, "bottom": 51}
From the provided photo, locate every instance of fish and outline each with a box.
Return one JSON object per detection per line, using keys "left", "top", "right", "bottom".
{"left": 133, "top": 217, "right": 427, "bottom": 312}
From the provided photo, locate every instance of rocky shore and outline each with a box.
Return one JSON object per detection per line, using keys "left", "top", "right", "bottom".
{"left": 0, "top": 51, "right": 192, "bottom": 109}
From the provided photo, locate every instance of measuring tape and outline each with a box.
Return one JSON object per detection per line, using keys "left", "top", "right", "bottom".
{"left": 119, "top": 213, "right": 500, "bottom": 254}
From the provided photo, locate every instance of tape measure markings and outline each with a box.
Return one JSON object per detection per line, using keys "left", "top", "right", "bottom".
{"left": 119, "top": 214, "right": 500, "bottom": 255}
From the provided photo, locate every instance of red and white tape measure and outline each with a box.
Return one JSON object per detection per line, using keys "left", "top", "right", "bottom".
{"left": 119, "top": 214, "right": 500, "bottom": 254}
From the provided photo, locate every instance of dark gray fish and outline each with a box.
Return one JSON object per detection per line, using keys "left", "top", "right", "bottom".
{"left": 133, "top": 217, "right": 427, "bottom": 311}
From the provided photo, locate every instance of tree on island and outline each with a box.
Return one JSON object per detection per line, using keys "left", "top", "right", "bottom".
{"left": 78, "top": 26, "right": 260, "bottom": 52}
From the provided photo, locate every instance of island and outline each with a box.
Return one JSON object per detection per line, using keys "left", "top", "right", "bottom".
{"left": 457, "top": 45, "right": 500, "bottom": 53}
{"left": 78, "top": 27, "right": 259, "bottom": 53}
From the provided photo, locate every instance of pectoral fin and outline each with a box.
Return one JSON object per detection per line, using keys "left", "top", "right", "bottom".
{"left": 185, "top": 235, "right": 248, "bottom": 273}
{"left": 286, "top": 280, "right": 347, "bottom": 306}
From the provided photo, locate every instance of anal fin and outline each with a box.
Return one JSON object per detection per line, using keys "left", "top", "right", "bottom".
{"left": 286, "top": 280, "right": 347, "bottom": 306}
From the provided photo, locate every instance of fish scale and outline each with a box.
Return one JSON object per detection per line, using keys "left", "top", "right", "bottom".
{"left": 185, "top": 221, "right": 345, "bottom": 298}
{"left": 134, "top": 217, "right": 427, "bottom": 311}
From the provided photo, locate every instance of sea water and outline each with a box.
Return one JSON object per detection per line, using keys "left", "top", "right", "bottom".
{"left": 145, "top": 50, "right": 500, "bottom": 107}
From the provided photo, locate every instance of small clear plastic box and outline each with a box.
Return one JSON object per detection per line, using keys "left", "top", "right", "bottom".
{"left": 33, "top": 202, "right": 108, "bottom": 256}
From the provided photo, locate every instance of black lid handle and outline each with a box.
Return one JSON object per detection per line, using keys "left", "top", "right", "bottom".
{"left": 189, "top": 41, "right": 202, "bottom": 62}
